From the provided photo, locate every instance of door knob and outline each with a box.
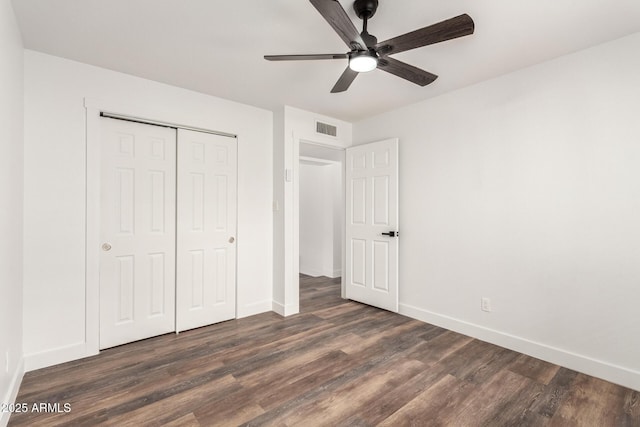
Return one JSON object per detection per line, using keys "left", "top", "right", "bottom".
{"left": 228, "top": 237, "right": 235, "bottom": 243}
{"left": 381, "top": 231, "right": 399, "bottom": 237}
{"left": 102, "top": 243, "right": 112, "bottom": 251}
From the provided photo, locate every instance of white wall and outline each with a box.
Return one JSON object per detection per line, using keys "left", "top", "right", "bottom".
{"left": 0, "top": 0, "right": 24, "bottom": 422}
{"left": 354, "top": 33, "right": 640, "bottom": 391}
{"left": 299, "top": 161, "right": 342, "bottom": 278}
{"left": 23, "top": 50, "right": 273, "bottom": 370}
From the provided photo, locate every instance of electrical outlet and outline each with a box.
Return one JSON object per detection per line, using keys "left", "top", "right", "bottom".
{"left": 481, "top": 297, "right": 492, "bottom": 312}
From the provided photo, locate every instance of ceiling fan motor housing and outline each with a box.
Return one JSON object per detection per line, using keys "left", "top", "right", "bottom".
{"left": 354, "top": 0, "right": 379, "bottom": 19}
{"left": 361, "top": 32, "right": 378, "bottom": 48}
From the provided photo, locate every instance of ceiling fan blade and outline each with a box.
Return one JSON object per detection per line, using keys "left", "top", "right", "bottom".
{"left": 310, "top": 0, "right": 367, "bottom": 50}
{"left": 376, "top": 14, "right": 474, "bottom": 56}
{"left": 265, "top": 54, "right": 348, "bottom": 61}
{"left": 377, "top": 57, "right": 438, "bottom": 86}
{"left": 331, "top": 67, "right": 358, "bottom": 93}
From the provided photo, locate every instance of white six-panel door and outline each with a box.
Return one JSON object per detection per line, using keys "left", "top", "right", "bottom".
{"left": 176, "top": 129, "right": 237, "bottom": 332}
{"left": 99, "top": 119, "right": 238, "bottom": 348}
{"left": 345, "top": 139, "right": 399, "bottom": 312}
{"left": 99, "top": 119, "right": 177, "bottom": 349}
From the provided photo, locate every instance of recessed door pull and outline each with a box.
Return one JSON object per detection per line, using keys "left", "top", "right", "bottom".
{"left": 381, "top": 231, "right": 399, "bottom": 237}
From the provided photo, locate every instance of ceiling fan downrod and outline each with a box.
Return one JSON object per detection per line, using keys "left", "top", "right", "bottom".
{"left": 354, "top": 0, "right": 379, "bottom": 49}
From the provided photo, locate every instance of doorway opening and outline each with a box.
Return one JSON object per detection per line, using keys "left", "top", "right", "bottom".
{"left": 298, "top": 141, "right": 346, "bottom": 303}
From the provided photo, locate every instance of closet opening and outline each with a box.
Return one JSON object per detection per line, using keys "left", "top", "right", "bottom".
{"left": 94, "top": 113, "right": 238, "bottom": 350}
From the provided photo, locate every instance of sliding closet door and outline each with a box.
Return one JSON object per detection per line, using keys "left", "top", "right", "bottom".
{"left": 99, "top": 119, "right": 177, "bottom": 349}
{"left": 176, "top": 129, "right": 237, "bottom": 332}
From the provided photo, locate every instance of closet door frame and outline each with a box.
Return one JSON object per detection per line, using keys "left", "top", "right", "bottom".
{"left": 85, "top": 101, "right": 238, "bottom": 358}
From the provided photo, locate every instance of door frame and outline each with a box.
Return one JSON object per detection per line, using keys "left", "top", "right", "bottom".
{"left": 85, "top": 98, "right": 239, "bottom": 356}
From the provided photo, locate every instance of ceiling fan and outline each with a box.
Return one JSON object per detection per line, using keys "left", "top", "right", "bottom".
{"left": 264, "top": 0, "right": 475, "bottom": 93}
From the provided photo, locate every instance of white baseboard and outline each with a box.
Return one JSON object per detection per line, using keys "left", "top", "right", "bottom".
{"left": 300, "top": 267, "right": 342, "bottom": 279}
{"left": 22, "top": 299, "right": 280, "bottom": 374}
{"left": 24, "top": 342, "right": 96, "bottom": 373}
{"left": 1, "top": 356, "right": 24, "bottom": 427}
{"left": 272, "top": 300, "right": 285, "bottom": 315}
{"left": 399, "top": 303, "right": 640, "bottom": 392}
{"left": 237, "top": 300, "right": 272, "bottom": 319}
{"left": 272, "top": 300, "right": 299, "bottom": 317}
{"left": 299, "top": 267, "right": 322, "bottom": 277}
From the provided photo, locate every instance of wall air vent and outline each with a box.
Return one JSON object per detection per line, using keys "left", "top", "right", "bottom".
{"left": 316, "top": 121, "right": 338, "bottom": 138}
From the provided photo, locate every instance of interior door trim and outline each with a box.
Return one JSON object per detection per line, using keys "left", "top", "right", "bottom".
{"left": 86, "top": 103, "right": 237, "bottom": 360}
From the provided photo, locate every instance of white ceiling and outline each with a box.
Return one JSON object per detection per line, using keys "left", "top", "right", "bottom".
{"left": 12, "top": 0, "right": 640, "bottom": 122}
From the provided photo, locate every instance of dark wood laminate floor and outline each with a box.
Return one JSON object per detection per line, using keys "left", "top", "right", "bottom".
{"left": 10, "top": 275, "right": 640, "bottom": 426}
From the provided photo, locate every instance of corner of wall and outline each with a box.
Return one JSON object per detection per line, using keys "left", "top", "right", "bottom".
{"left": 237, "top": 300, "right": 273, "bottom": 319}
{"left": 0, "top": 356, "right": 24, "bottom": 427}
{"left": 23, "top": 342, "right": 92, "bottom": 373}
{"left": 272, "top": 300, "right": 299, "bottom": 317}
{"left": 272, "top": 107, "right": 286, "bottom": 309}
{"left": 0, "top": 0, "right": 25, "bottom": 421}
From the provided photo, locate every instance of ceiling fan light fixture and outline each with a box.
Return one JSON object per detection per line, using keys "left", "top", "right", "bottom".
{"left": 349, "top": 51, "right": 378, "bottom": 72}
{"left": 265, "top": 1, "right": 474, "bottom": 92}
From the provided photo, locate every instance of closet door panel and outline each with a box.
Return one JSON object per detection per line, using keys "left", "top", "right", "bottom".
{"left": 176, "top": 129, "right": 237, "bottom": 332}
{"left": 99, "top": 119, "right": 177, "bottom": 349}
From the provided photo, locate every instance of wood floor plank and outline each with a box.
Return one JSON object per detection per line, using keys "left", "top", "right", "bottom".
{"left": 528, "top": 367, "right": 578, "bottom": 419}
{"left": 377, "top": 374, "right": 479, "bottom": 426}
{"left": 100, "top": 374, "right": 241, "bottom": 426}
{"left": 254, "top": 350, "right": 357, "bottom": 411}
{"left": 236, "top": 350, "right": 352, "bottom": 411}
{"left": 235, "top": 334, "right": 358, "bottom": 387}
{"left": 624, "top": 390, "right": 640, "bottom": 420}
{"left": 162, "top": 413, "right": 201, "bottom": 427}
{"left": 508, "top": 353, "right": 562, "bottom": 385}
{"left": 312, "top": 301, "right": 363, "bottom": 319}
{"left": 439, "top": 339, "right": 520, "bottom": 385}
{"left": 276, "top": 358, "right": 426, "bottom": 426}
{"left": 445, "top": 369, "right": 537, "bottom": 426}
{"left": 196, "top": 403, "right": 265, "bottom": 427}
{"left": 417, "top": 323, "right": 448, "bottom": 341}
{"left": 480, "top": 375, "right": 546, "bottom": 426}
{"left": 9, "top": 274, "right": 639, "bottom": 426}
{"left": 552, "top": 373, "right": 635, "bottom": 426}
{"left": 404, "top": 330, "right": 474, "bottom": 366}
{"left": 242, "top": 335, "right": 427, "bottom": 426}
{"left": 348, "top": 364, "right": 450, "bottom": 425}
{"left": 339, "top": 319, "right": 426, "bottom": 355}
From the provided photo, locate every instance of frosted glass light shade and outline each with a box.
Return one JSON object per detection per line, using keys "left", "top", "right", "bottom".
{"left": 349, "top": 52, "right": 378, "bottom": 72}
